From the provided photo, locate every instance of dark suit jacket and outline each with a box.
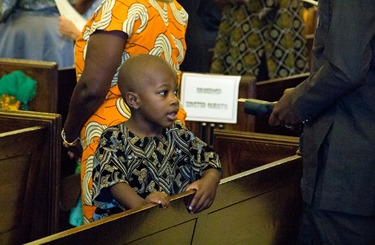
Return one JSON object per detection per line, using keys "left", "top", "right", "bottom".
{"left": 291, "top": 0, "right": 375, "bottom": 216}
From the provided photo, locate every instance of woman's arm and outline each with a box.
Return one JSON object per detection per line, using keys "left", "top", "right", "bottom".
{"left": 63, "top": 30, "right": 127, "bottom": 142}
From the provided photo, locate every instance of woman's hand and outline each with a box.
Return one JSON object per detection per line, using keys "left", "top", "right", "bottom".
{"left": 58, "top": 16, "right": 81, "bottom": 40}
{"left": 62, "top": 140, "right": 83, "bottom": 160}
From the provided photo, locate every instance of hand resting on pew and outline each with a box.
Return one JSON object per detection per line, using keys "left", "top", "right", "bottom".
{"left": 106, "top": 168, "right": 221, "bottom": 215}
{"left": 110, "top": 183, "right": 171, "bottom": 209}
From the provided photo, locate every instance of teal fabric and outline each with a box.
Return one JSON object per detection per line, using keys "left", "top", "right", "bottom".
{"left": 69, "top": 197, "right": 83, "bottom": 227}
{"left": 69, "top": 160, "right": 83, "bottom": 227}
{"left": 0, "top": 70, "right": 37, "bottom": 110}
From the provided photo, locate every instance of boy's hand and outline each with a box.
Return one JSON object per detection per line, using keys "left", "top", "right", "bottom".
{"left": 185, "top": 169, "right": 221, "bottom": 213}
{"left": 145, "top": 192, "right": 170, "bottom": 209}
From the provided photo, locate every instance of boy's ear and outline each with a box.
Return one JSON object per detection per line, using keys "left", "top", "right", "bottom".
{"left": 125, "top": 92, "right": 140, "bottom": 109}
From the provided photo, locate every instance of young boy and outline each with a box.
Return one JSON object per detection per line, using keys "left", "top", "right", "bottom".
{"left": 91, "top": 54, "right": 222, "bottom": 221}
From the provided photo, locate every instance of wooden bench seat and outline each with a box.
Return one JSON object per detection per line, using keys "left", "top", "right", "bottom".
{"left": 0, "top": 110, "right": 61, "bottom": 242}
{"left": 0, "top": 126, "right": 47, "bottom": 245}
{"left": 26, "top": 154, "right": 302, "bottom": 245}
{"left": 0, "top": 59, "right": 79, "bottom": 232}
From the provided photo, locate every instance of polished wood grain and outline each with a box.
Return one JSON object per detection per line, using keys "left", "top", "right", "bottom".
{"left": 0, "top": 110, "right": 62, "bottom": 241}
{"left": 26, "top": 155, "right": 302, "bottom": 245}
{"left": 0, "top": 126, "right": 46, "bottom": 244}
{"left": 213, "top": 129, "right": 300, "bottom": 178}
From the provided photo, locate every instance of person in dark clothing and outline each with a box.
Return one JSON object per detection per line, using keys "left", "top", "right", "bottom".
{"left": 179, "top": 0, "right": 210, "bottom": 73}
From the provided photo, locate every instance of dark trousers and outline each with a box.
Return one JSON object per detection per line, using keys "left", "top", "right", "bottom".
{"left": 297, "top": 132, "right": 375, "bottom": 245}
{"left": 297, "top": 203, "right": 375, "bottom": 245}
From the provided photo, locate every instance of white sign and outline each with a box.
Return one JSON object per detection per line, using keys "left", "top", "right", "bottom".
{"left": 180, "top": 73, "right": 241, "bottom": 124}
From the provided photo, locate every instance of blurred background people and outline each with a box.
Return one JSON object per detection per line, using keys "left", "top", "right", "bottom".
{"left": 198, "top": 0, "right": 222, "bottom": 52}
{"left": 210, "top": 0, "right": 308, "bottom": 81}
{"left": 0, "top": 0, "right": 75, "bottom": 68}
{"left": 58, "top": 0, "right": 102, "bottom": 41}
{"left": 178, "top": 0, "right": 210, "bottom": 73}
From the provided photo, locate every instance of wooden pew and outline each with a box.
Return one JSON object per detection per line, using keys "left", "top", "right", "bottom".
{"left": 256, "top": 73, "right": 309, "bottom": 102}
{"left": 0, "top": 58, "right": 58, "bottom": 113}
{"left": 0, "top": 110, "right": 62, "bottom": 242}
{"left": 213, "top": 129, "right": 300, "bottom": 178}
{"left": 26, "top": 154, "right": 302, "bottom": 245}
{"left": 0, "top": 126, "right": 47, "bottom": 245}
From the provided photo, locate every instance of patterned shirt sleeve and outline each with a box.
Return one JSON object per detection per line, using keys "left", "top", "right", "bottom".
{"left": 92, "top": 126, "right": 128, "bottom": 210}
{"left": 174, "top": 121, "right": 222, "bottom": 180}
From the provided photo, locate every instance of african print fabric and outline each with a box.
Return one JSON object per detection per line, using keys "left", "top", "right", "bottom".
{"left": 74, "top": 0, "right": 188, "bottom": 224}
{"left": 210, "top": 0, "right": 308, "bottom": 79}
{"left": 91, "top": 120, "right": 221, "bottom": 221}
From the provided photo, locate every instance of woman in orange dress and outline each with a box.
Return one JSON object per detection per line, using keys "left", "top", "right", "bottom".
{"left": 62, "top": 0, "right": 188, "bottom": 224}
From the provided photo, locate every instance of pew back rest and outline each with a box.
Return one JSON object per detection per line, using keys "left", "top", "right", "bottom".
{"left": 214, "top": 129, "right": 300, "bottom": 177}
{"left": 0, "top": 58, "right": 58, "bottom": 113}
{"left": 0, "top": 110, "right": 62, "bottom": 241}
{"left": 0, "top": 126, "right": 47, "bottom": 245}
{"left": 26, "top": 155, "right": 302, "bottom": 245}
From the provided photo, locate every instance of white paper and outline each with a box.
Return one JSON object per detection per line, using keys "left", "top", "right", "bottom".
{"left": 55, "top": 0, "right": 87, "bottom": 31}
{"left": 180, "top": 73, "right": 241, "bottom": 124}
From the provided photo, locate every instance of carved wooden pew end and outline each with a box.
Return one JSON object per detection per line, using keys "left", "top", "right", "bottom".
{"left": 0, "top": 126, "right": 47, "bottom": 244}
{"left": 0, "top": 110, "right": 61, "bottom": 243}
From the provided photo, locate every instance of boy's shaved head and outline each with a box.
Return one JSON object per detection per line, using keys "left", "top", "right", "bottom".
{"left": 118, "top": 54, "right": 177, "bottom": 95}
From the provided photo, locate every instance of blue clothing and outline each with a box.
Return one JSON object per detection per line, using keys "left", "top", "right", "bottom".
{"left": 0, "top": 0, "right": 101, "bottom": 68}
{"left": 0, "top": 1, "right": 75, "bottom": 68}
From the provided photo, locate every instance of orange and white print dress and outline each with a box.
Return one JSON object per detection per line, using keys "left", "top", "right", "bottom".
{"left": 74, "top": 0, "right": 188, "bottom": 224}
